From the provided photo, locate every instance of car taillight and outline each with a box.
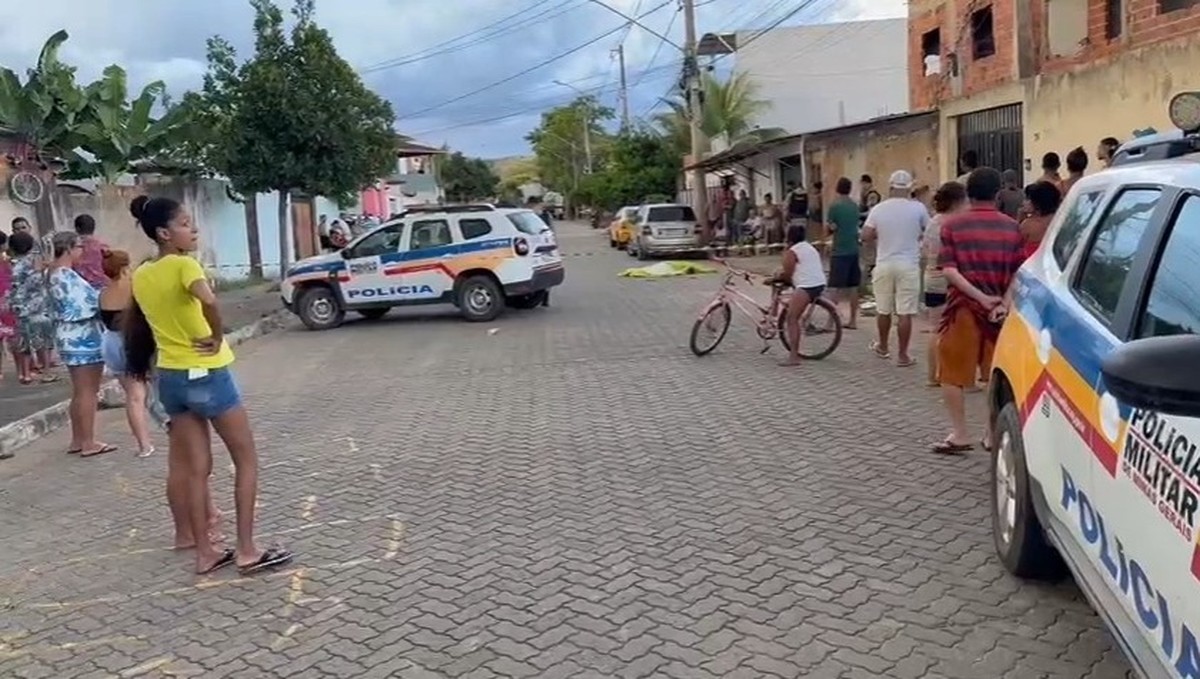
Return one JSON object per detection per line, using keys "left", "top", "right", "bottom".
{"left": 694, "top": 223, "right": 703, "bottom": 233}
{"left": 642, "top": 226, "right": 652, "bottom": 235}
{"left": 514, "top": 237, "right": 530, "bottom": 256}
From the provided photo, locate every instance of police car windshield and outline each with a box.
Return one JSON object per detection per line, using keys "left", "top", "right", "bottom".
{"left": 508, "top": 211, "right": 549, "bottom": 235}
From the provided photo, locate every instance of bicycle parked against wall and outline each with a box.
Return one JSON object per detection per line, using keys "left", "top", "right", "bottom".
{"left": 689, "top": 258, "right": 842, "bottom": 359}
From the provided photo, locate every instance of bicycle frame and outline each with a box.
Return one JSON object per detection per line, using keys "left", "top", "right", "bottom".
{"left": 697, "top": 261, "right": 787, "bottom": 340}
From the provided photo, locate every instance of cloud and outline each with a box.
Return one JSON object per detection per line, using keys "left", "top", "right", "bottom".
{"left": 0, "top": 0, "right": 908, "bottom": 157}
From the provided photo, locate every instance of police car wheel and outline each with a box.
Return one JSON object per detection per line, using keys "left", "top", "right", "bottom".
{"left": 458, "top": 275, "right": 503, "bottom": 322}
{"left": 297, "top": 287, "right": 344, "bottom": 331}
{"left": 992, "top": 401, "right": 1064, "bottom": 579}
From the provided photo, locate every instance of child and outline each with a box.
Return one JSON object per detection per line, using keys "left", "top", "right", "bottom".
{"left": 923, "top": 181, "right": 968, "bottom": 387}
{"left": 8, "top": 231, "right": 57, "bottom": 384}
{"left": 775, "top": 225, "right": 827, "bottom": 367}
{"left": 0, "top": 233, "right": 15, "bottom": 377}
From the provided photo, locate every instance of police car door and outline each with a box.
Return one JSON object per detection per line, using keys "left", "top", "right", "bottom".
{"left": 1094, "top": 192, "right": 1200, "bottom": 675}
{"left": 398, "top": 218, "right": 456, "bottom": 302}
{"left": 341, "top": 223, "right": 403, "bottom": 306}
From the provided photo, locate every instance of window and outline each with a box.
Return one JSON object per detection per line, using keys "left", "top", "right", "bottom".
{"left": 1052, "top": 190, "right": 1106, "bottom": 268}
{"left": 646, "top": 205, "right": 697, "bottom": 222}
{"left": 922, "top": 28, "right": 942, "bottom": 75}
{"left": 351, "top": 225, "right": 402, "bottom": 258}
{"left": 971, "top": 6, "right": 996, "bottom": 59}
{"left": 1106, "top": 0, "right": 1123, "bottom": 39}
{"left": 1047, "top": 0, "right": 1088, "bottom": 57}
{"left": 1074, "top": 189, "right": 1159, "bottom": 322}
{"left": 507, "top": 211, "right": 550, "bottom": 235}
{"left": 1160, "top": 0, "right": 1200, "bottom": 13}
{"left": 1138, "top": 195, "right": 1200, "bottom": 337}
{"left": 459, "top": 218, "right": 493, "bottom": 240}
{"left": 409, "top": 219, "right": 453, "bottom": 251}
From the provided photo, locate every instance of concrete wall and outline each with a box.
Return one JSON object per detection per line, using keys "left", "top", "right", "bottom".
{"left": 804, "top": 114, "right": 941, "bottom": 208}
{"left": 0, "top": 170, "right": 308, "bottom": 280}
{"left": 734, "top": 19, "right": 909, "bottom": 135}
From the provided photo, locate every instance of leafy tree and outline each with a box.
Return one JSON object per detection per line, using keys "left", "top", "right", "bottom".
{"left": 440, "top": 151, "right": 498, "bottom": 202}
{"left": 575, "top": 131, "right": 679, "bottom": 210}
{"left": 527, "top": 96, "right": 613, "bottom": 197}
{"left": 0, "top": 31, "right": 90, "bottom": 166}
{"left": 187, "top": 0, "right": 397, "bottom": 271}
{"left": 654, "top": 72, "right": 786, "bottom": 154}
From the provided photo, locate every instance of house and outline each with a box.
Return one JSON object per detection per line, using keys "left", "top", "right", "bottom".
{"left": 359, "top": 138, "right": 446, "bottom": 216}
{"left": 909, "top": 0, "right": 1200, "bottom": 182}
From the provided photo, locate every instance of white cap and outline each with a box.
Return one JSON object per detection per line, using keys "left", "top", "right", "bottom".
{"left": 889, "top": 170, "right": 914, "bottom": 190}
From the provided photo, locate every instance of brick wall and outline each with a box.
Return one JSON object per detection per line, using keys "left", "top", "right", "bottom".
{"left": 1037, "top": 0, "right": 1200, "bottom": 75}
{"left": 908, "top": 0, "right": 1021, "bottom": 108}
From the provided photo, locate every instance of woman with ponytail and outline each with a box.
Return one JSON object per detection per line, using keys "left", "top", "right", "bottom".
{"left": 126, "top": 195, "right": 291, "bottom": 575}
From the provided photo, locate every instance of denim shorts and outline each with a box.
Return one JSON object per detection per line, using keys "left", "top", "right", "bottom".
{"left": 156, "top": 366, "right": 243, "bottom": 419}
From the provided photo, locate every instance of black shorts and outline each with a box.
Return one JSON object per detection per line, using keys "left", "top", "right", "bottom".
{"left": 828, "top": 254, "right": 862, "bottom": 289}
{"left": 799, "top": 285, "right": 825, "bottom": 300}
{"left": 924, "top": 292, "right": 947, "bottom": 308}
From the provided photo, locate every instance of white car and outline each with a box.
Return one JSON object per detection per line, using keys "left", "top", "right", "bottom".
{"left": 281, "top": 205, "right": 564, "bottom": 329}
{"left": 988, "top": 93, "right": 1200, "bottom": 678}
{"left": 628, "top": 203, "right": 702, "bottom": 260}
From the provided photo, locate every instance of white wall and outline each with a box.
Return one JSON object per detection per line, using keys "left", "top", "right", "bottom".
{"left": 733, "top": 19, "right": 909, "bottom": 135}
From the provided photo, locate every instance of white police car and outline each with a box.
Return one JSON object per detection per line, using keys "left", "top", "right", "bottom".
{"left": 281, "top": 205, "right": 564, "bottom": 329}
{"left": 988, "top": 93, "right": 1200, "bottom": 677}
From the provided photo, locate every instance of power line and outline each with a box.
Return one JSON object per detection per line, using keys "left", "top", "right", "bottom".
{"left": 400, "top": 0, "right": 674, "bottom": 119}
{"left": 631, "top": 7, "right": 679, "bottom": 88}
{"left": 361, "top": 0, "right": 581, "bottom": 74}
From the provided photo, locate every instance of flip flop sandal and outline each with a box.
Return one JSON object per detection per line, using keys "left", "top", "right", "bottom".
{"left": 896, "top": 358, "right": 917, "bottom": 368}
{"left": 238, "top": 547, "right": 294, "bottom": 575}
{"left": 198, "top": 549, "right": 236, "bottom": 575}
{"left": 66, "top": 448, "right": 81, "bottom": 455}
{"left": 80, "top": 444, "right": 118, "bottom": 458}
{"left": 39, "top": 374, "right": 60, "bottom": 383}
{"left": 931, "top": 440, "right": 973, "bottom": 456}
{"left": 869, "top": 341, "right": 890, "bottom": 359}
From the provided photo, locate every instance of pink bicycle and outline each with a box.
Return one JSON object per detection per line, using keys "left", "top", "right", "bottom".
{"left": 689, "top": 258, "right": 843, "bottom": 359}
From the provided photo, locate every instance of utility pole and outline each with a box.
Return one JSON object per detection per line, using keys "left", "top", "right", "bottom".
{"left": 682, "top": 0, "right": 708, "bottom": 236}
{"left": 616, "top": 44, "right": 631, "bottom": 130}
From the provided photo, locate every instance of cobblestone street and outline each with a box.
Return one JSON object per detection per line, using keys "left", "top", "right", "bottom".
{"left": 0, "top": 223, "right": 1132, "bottom": 678}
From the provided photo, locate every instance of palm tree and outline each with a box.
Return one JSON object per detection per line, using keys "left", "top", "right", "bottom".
{"left": 652, "top": 72, "right": 787, "bottom": 156}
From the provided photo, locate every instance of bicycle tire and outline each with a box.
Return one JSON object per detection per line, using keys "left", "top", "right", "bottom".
{"left": 777, "top": 297, "right": 843, "bottom": 360}
{"left": 690, "top": 303, "right": 732, "bottom": 356}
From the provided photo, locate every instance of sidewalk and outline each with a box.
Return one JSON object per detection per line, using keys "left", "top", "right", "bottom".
{"left": 0, "top": 283, "right": 284, "bottom": 430}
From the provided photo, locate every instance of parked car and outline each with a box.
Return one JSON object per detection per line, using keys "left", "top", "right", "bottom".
{"left": 628, "top": 203, "right": 702, "bottom": 261}
{"left": 987, "top": 92, "right": 1200, "bottom": 678}
{"left": 608, "top": 206, "right": 639, "bottom": 249}
{"left": 281, "top": 204, "right": 564, "bottom": 329}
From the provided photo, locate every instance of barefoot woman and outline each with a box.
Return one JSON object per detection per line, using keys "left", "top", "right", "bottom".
{"left": 124, "top": 196, "right": 291, "bottom": 575}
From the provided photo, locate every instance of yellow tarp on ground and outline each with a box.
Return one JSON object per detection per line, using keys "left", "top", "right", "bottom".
{"left": 618, "top": 261, "right": 718, "bottom": 278}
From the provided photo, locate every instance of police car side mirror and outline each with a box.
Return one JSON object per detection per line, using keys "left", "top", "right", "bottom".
{"left": 1101, "top": 335, "right": 1200, "bottom": 419}
{"left": 340, "top": 248, "right": 352, "bottom": 259}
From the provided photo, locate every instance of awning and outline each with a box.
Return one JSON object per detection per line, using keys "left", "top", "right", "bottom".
{"left": 683, "top": 133, "right": 802, "bottom": 172}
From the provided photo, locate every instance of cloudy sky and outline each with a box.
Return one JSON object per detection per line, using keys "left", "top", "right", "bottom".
{"left": 0, "top": 0, "right": 906, "bottom": 158}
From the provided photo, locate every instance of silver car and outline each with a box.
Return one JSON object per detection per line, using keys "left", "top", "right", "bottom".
{"left": 629, "top": 203, "right": 702, "bottom": 260}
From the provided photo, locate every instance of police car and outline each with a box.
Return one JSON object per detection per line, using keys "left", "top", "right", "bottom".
{"left": 281, "top": 205, "right": 564, "bottom": 329}
{"left": 988, "top": 93, "right": 1200, "bottom": 678}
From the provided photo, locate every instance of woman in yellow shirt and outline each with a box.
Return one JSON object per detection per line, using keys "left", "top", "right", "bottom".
{"left": 124, "top": 195, "right": 291, "bottom": 576}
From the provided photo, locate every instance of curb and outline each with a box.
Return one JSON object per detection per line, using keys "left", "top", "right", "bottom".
{"left": 0, "top": 310, "right": 292, "bottom": 460}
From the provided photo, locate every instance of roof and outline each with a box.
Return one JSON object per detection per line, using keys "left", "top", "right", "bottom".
{"left": 395, "top": 138, "right": 445, "bottom": 157}
{"left": 683, "top": 110, "right": 937, "bottom": 172}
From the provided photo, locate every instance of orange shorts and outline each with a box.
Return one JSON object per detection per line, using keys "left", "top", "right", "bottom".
{"left": 937, "top": 307, "right": 995, "bottom": 388}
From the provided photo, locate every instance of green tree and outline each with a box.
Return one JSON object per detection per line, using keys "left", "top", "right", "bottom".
{"left": 653, "top": 72, "right": 786, "bottom": 154}
{"left": 187, "top": 0, "right": 396, "bottom": 272}
{"left": 0, "top": 30, "right": 90, "bottom": 166}
{"left": 440, "top": 151, "right": 499, "bottom": 202}
{"left": 576, "top": 131, "right": 679, "bottom": 210}
{"left": 527, "top": 96, "right": 613, "bottom": 197}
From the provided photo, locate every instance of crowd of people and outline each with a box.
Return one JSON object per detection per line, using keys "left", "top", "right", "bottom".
{"left": 0, "top": 202, "right": 291, "bottom": 577}
{"left": 771, "top": 137, "right": 1122, "bottom": 454}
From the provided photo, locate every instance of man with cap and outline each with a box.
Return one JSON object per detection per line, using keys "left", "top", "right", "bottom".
{"left": 861, "top": 169, "right": 930, "bottom": 368}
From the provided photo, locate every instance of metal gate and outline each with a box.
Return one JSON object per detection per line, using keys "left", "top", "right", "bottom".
{"left": 956, "top": 103, "right": 1023, "bottom": 176}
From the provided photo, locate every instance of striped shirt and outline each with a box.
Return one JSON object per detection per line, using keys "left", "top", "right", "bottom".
{"left": 937, "top": 204, "right": 1024, "bottom": 334}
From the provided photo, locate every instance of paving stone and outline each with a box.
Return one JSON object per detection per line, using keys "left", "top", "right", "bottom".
{"left": 0, "top": 223, "right": 1130, "bottom": 678}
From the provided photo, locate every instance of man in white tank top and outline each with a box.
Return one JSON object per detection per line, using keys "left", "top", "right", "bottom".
{"left": 775, "top": 224, "right": 826, "bottom": 366}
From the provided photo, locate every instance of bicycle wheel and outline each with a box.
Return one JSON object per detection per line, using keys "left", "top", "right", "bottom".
{"left": 690, "top": 303, "right": 732, "bottom": 356}
{"left": 777, "top": 298, "right": 843, "bottom": 360}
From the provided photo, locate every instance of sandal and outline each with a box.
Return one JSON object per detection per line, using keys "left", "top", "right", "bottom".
{"left": 80, "top": 443, "right": 118, "bottom": 458}
{"left": 198, "top": 549, "right": 236, "bottom": 575}
{"left": 38, "top": 374, "right": 60, "bottom": 384}
{"left": 869, "top": 341, "right": 890, "bottom": 359}
{"left": 896, "top": 357, "right": 917, "bottom": 368}
{"left": 238, "top": 547, "right": 294, "bottom": 575}
{"left": 931, "top": 440, "right": 973, "bottom": 456}
{"left": 19, "top": 377, "right": 33, "bottom": 385}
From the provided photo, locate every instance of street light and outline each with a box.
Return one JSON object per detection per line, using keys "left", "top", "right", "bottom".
{"left": 552, "top": 79, "right": 594, "bottom": 175}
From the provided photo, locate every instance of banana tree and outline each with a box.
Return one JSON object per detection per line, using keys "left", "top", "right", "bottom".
{"left": 73, "top": 65, "right": 190, "bottom": 182}
{"left": 0, "top": 30, "right": 90, "bottom": 164}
